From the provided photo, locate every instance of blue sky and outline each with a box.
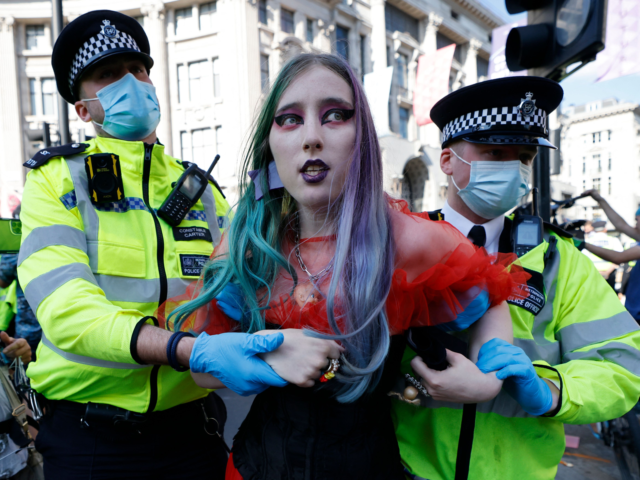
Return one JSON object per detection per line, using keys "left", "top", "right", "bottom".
{"left": 478, "top": 0, "right": 640, "bottom": 109}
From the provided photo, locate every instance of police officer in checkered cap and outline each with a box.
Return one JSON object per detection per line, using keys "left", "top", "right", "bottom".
{"left": 394, "top": 76, "right": 640, "bottom": 480}
{"left": 426, "top": 76, "right": 563, "bottom": 228}
{"left": 20, "top": 10, "right": 233, "bottom": 479}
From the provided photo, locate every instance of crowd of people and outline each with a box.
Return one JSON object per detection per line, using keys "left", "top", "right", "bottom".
{"left": 1, "top": 8, "right": 640, "bottom": 480}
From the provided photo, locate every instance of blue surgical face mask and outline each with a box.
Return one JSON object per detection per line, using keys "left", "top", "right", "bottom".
{"left": 82, "top": 73, "right": 161, "bottom": 141}
{"left": 450, "top": 147, "right": 532, "bottom": 219}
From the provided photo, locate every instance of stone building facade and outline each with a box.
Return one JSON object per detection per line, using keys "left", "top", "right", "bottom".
{"left": 0, "top": 0, "right": 500, "bottom": 215}
{"left": 557, "top": 99, "right": 640, "bottom": 227}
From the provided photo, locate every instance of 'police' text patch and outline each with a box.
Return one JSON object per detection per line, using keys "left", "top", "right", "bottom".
{"left": 179, "top": 254, "right": 209, "bottom": 277}
{"left": 507, "top": 268, "right": 545, "bottom": 316}
{"left": 173, "top": 226, "right": 213, "bottom": 242}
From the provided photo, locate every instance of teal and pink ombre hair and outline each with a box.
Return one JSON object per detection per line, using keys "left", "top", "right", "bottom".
{"left": 172, "top": 53, "right": 396, "bottom": 403}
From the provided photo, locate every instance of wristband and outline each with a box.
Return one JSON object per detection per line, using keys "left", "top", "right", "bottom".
{"left": 166, "top": 331, "right": 194, "bottom": 372}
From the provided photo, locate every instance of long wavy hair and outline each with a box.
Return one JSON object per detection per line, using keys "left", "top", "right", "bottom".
{"left": 172, "top": 53, "right": 395, "bottom": 403}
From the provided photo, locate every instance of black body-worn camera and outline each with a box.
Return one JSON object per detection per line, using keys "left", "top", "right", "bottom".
{"left": 84, "top": 153, "right": 125, "bottom": 204}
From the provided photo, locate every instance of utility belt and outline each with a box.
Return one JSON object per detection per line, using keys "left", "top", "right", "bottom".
{"left": 45, "top": 394, "right": 228, "bottom": 449}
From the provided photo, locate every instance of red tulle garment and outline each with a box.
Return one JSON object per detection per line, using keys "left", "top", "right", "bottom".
{"left": 157, "top": 199, "right": 529, "bottom": 336}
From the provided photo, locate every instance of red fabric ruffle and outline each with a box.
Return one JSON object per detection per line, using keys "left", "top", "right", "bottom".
{"left": 157, "top": 197, "right": 529, "bottom": 336}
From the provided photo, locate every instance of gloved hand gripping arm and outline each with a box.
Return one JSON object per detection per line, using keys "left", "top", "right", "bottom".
{"left": 476, "top": 338, "right": 559, "bottom": 416}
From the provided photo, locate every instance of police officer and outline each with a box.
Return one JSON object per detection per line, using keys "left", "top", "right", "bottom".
{"left": 391, "top": 77, "right": 640, "bottom": 479}
{"left": 17, "top": 10, "right": 296, "bottom": 478}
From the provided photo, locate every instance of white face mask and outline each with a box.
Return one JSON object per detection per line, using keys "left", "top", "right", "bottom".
{"left": 450, "top": 148, "right": 532, "bottom": 219}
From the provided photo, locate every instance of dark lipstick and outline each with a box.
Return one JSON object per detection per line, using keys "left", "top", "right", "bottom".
{"left": 300, "top": 159, "right": 330, "bottom": 184}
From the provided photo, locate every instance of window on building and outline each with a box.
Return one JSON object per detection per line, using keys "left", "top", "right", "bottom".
{"left": 41, "top": 78, "right": 56, "bottom": 116}
{"left": 26, "top": 25, "right": 46, "bottom": 51}
{"left": 385, "top": 3, "right": 419, "bottom": 41}
{"left": 593, "top": 177, "right": 601, "bottom": 192}
{"left": 212, "top": 58, "right": 221, "bottom": 98}
{"left": 188, "top": 60, "right": 207, "bottom": 101}
{"left": 134, "top": 16, "right": 145, "bottom": 28}
{"left": 29, "top": 79, "right": 37, "bottom": 115}
{"left": 281, "top": 9, "right": 294, "bottom": 34}
{"left": 436, "top": 33, "right": 462, "bottom": 63}
{"left": 399, "top": 107, "right": 409, "bottom": 139}
{"left": 306, "top": 18, "right": 314, "bottom": 43}
{"left": 336, "top": 25, "right": 349, "bottom": 60}
{"left": 593, "top": 153, "right": 601, "bottom": 172}
{"left": 215, "top": 126, "right": 223, "bottom": 154}
{"left": 192, "top": 128, "right": 216, "bottom": 168}
{"left": 592, "top": 131, "right": 601, "bottom": 143}
{"left": 360, "top": 35, "right": 366, "bottom": 79}
{"left": 608, "top": 177, "right": 612, "bottom": 195}
{"left": 582, "top": 179, "right": 586, "bottom": 190}
{"left": 258, "top": 0, "right": 267, "bottom": 24}
{"left": 608, "top": 153, "right": 612, "bottom": 170}
{"left": 451, "top": 10, "right": 459, "bottom": 19}
{"left": 200, "top": 2, "right": 217, "bottom": 30}
{"left": 261, "top": 54, "right": 270, "bottom": 93}
{"left": 477, "top": 57, "right": 489, "bottom": 80}
{"left": 608, "top": 130, "right": 612, "bottom": 141}
{"left": 582, "top": 157, "right": 586, "bottom": 174}
{"left": 177, "top": 64, "right": 188, "bottom": 103}
{"left": 175, "top": 7, "right": 194, "bottom": 35}
{"left": 396, "top": 53, "right": 408, "bottom": 97}
{"left": 181, "top": 128, "right": 215, "bottom": 169}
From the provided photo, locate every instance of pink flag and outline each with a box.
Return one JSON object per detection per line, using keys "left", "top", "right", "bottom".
{"left": 413, "top": 44, "right": 456, "bottom": 126}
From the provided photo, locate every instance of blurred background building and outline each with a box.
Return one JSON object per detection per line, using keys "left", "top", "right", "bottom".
{"left": 0, "top": 0, "right": 499, "bottom": 214}
{"left": 556, "top": 99, "right": 640, "bottom": 226}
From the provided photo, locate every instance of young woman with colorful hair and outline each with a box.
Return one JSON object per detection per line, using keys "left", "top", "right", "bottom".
{"left": 161, "top": 53, "right": 523, "bottom": 479}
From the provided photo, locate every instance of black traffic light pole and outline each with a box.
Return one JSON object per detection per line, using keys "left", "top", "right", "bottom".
{"left": 534, "top": 148, "right": 551, "bottom": 222}
{"left": 504, "top": 0, "right": 607, "bottom": 222}
{"left": 52, "top": 0, "right": 70, "bottom": 145}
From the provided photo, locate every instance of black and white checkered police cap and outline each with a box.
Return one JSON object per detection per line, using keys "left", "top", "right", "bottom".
{"left": 52, "top": 10, "right": 154, "bottom": 104}
{"left": 430, "top": 77, "right": 563, "bottom": 150}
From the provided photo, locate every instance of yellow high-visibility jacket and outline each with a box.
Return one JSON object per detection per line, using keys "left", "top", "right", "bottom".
{"left": 18, "top": 137, "right": 230, "bottom": 413}
{"left": 393, "top": 215, "right": 640, "bottom": 480}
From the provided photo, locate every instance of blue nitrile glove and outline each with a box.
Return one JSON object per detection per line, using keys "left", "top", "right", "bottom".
{"left": 476, "top": 338, "right": 553, "bottom": 416}
{"left": 190, "top": 332, "right": 288, "bottom": 396}
{"left": 436, "top": 289, "right": 490, "bottom": 332}
{"left": 215, "top": 282, "right": 245, "bottom": 322}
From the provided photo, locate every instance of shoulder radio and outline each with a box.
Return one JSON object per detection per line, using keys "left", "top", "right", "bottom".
{"left": 158, "top": 155, "right": 220, "bottom": 227}
{"left": 512, "top": 187, "right": 543, "bottom": 257}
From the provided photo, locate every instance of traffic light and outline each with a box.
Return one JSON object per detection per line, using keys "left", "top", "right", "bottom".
{"left": 505, "top": 0, "right": 607, "bottom": 81}
{"left": 25, "top": 123, "right": 51, "bottom": 160}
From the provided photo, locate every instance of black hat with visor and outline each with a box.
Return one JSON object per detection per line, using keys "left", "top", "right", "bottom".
{"left": 430, "top": 76, "right": 564, "bottom": 150}
{"left": 51, "top": 10, "right": 154, "bottom": 104}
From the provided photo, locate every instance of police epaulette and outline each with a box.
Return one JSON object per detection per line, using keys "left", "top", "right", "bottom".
{"left": 426, "top": 210, "right": 445, "bottom": 221}
{"left": 543, "top": 221, "right": 572, "bottom": 238}
{"left": 23, "top": 142, "right": 89, "bottom": 169}
{"left": 180, "top": 161, "right": 226, "bottom": 199}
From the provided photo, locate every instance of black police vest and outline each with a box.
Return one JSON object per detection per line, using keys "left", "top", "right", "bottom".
{"left": 231, "top": 335, "right": 407, "bottom": 480}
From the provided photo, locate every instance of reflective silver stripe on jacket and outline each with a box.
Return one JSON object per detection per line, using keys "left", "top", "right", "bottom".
{"left": 557, "top": 311, "right": 639, "bottom": 356}
{"left": 200, "top": 184, "right": 222, "bottom": 244}
{"left": 95, "top": 276, "right": 191, "bottom": 304}
{"left": 18, "top": 225, "right": 87, "bottom": 267}
{"left": 24, "top": 263, "right": 97, "bottom": 314}
{"left": 564, "top": 341, "right": 640, "bottom": 377}
{"left": 40, "top": 332, "right": 150, "bottom": 370}
{"left": 66, "top": 154, "right": 101, "bottom": 272}
{"left": 530, "top": 243, "right": 561, "bottom": 347}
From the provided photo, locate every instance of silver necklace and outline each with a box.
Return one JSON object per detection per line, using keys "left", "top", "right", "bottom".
{"left": 294, "top": 213, "right": 334, "bottom": 282}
